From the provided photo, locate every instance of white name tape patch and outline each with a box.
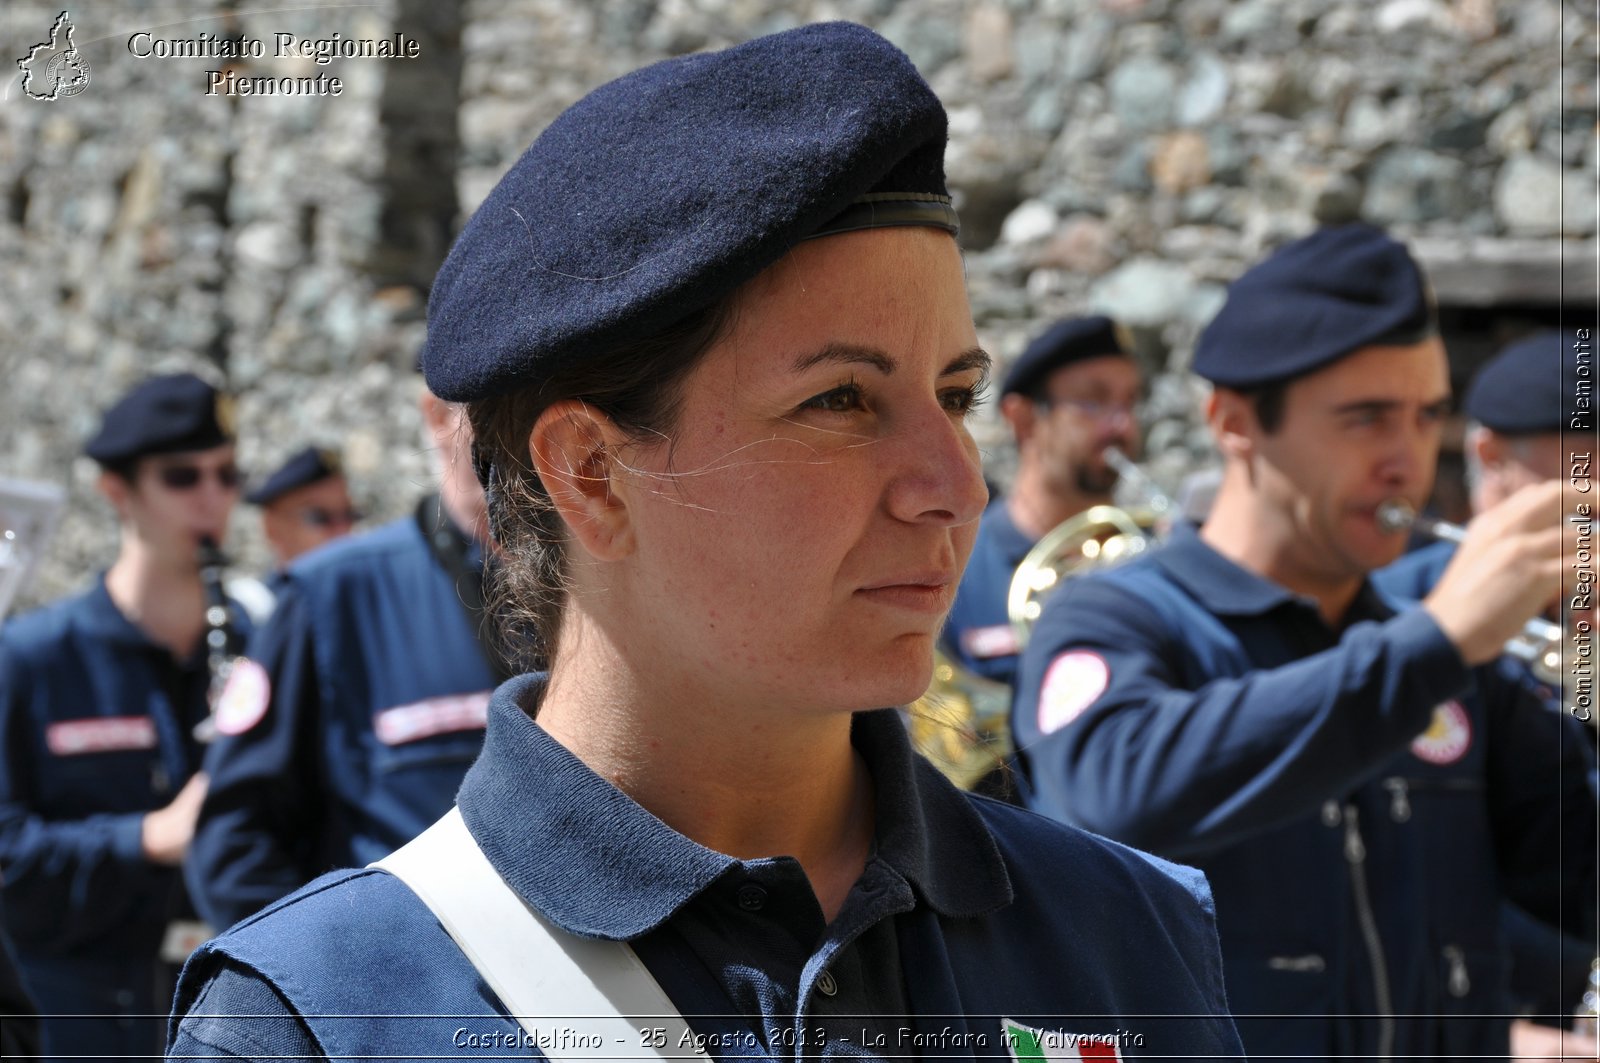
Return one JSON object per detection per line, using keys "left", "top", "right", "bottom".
{"left": 374, "top": 691, "right": 492, "bottom": 746}
{"left": 1037, "top": 650, "right": 1110, "bottom": 736}
{"left": 961, "top": 623, "right": 1021, "bottom": 660}
{"left": 45, "top": 716, "right": 158, "bottom": 756}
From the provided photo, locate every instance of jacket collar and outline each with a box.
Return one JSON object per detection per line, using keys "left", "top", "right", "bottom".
{"left": 457, "top": 675, "right": 1012, "bottom": 940}
{"left": 73, "top": 574, "right": 167, "bottom": 647}
{"left": 1152, "top": 522, "right": 1394, "bottom": 623}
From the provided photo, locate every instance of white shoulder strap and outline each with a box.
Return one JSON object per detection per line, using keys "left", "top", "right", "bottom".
{"left": 373, "top": 807, "right": 710, "bottom": 1063}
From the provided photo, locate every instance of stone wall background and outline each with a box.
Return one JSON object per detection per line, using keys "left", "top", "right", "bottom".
{"left": 1, "top": 0, "right": 1595, "bottom": 611}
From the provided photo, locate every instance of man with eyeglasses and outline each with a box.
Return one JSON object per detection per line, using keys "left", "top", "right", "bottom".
{"left": 247, "top": 445, "right": 360, "bottom": 571}
{"left": 0, "top": 372, "right": 250, "bottom": 1059}
{"left": 940, "top": 315, "right": 1142, "bottom": 692}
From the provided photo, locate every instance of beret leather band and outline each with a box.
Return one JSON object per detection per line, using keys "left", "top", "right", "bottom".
{"left": 809, "top": 195, "right": 960, "bottom": 240}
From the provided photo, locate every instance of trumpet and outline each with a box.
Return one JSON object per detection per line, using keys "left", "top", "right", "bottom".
{"left": 1374, "top": 500, "right": 1563, "bottom": 685}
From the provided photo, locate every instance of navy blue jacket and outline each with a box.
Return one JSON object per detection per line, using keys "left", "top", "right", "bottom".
{"left": 169, "top": 678, "right": 1244, "bottom": 1060}
{"left": 186, "top": 513, "right": 498, "bottom": 932}
{"left": 0, "top": 905, "right": 39, "bottom": 1059}
{"left": 1373, "top": 540, "right": 1570, "bottom": 710}
{"left": 941, "top": 501, "right": 1034, "bottom": 686}
{"left": 1370, "top": 539, "right": 1452, "bottom": 602}
{"left": 1374, "top": 538, "right": 1597, "bottom": 1020}
{"left": 0, "top": 577, "right": 243, "bottom": 1058}
{"left": 1011, "top": 524, "right": 1597, "bottom": 1060}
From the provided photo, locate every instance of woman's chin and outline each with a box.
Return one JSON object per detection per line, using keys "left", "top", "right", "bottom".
{"left": 834, "top": 645, "right": 937, "bottom": 710}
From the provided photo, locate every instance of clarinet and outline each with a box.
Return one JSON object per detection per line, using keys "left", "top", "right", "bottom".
{"left": 195, "top": 535, "right": 244, "bottom": 743}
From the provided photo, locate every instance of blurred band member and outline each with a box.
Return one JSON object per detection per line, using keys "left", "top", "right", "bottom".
{"left": 0, "top": 373, "right": 247, "bottom": 1059}
{"left": 1374, "top": 329, "right": 1598, "bottom": 1056}
{"left": 186, "top": 388, "right": 506, "bottom": 931}
{"left": 942, "top": 316, "right": 1140, "bottom": 687}
{"left": 248, "top": 446, "right": 360, "bottom": 570}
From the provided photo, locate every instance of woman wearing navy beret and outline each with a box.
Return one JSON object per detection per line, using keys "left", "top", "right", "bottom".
{"left": 168, "top": 23, "right": 1242, "bottom": 1061}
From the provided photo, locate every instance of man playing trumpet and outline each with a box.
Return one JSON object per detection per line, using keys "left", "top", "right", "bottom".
{"left": 1012, "top": 224, "right": 1596, "bottom": 1060}
{"left": 1373, "top": 327, "right": 1599, "bottom": 1057}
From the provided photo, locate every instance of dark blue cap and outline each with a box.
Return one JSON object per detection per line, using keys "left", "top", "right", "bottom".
{"left": 422, "top": 22, "right": 957, "bottom": 403}
{"left": 1466, "top": 330, "right": 1593, "bottom": 434}
{"left": 1193, "top": 223, "right": 1434, "bottom": 389}
{"left": 84, "top": 373, "right": 234, "bottom": 464}
{"left": 245, "top": 446, "right": 344, "bottom": 505}
{"left": 1002, "top": 315, "right": 1132, "bottom": 397}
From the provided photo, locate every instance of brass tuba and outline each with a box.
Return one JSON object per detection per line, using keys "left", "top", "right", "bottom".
{"left": 908, "top": 449, "right": 1174, "bottom": 790}
{"left": 905, "top": 649, "right": 1016, "bottom": 792}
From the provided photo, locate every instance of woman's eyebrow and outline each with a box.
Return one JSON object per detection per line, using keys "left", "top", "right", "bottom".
{"left": 791, "top": 343, "right": 897, "bottom": 376}
{"left": 790, "top": 344, "right": 992, "bottom": 377}
{"left": 945, "top": 347, "right": 991, "bottom": 377}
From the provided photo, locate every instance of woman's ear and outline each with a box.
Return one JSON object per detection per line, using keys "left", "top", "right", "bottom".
{"left": 528, "top": 401, "right": 636, "bottom": 561}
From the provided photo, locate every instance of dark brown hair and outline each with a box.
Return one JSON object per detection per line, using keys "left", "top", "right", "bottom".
{"left": 1245, "top": 381, "right": 1288, "bottom": 434}
{"left": 465, "top": 298, "right": 736, "bottom": 671}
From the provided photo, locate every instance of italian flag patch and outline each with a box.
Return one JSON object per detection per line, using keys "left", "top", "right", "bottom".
{"left": 1002, "top": 1019, "right": 1126, "bottom": 1061}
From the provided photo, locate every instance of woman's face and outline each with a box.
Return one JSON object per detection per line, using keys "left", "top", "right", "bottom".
{"left": 614, "top": 227, "right": 989, "bottom": 712}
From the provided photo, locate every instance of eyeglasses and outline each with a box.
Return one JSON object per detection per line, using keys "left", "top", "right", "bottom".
{"left": 1041, "top": 398, "right": 1139, "bottom": 424}
{"left": 155, "top": 464, "right": 243, "bottom": 491}
{"left": 299, "top": 506, "right": 362, "bottom": 529}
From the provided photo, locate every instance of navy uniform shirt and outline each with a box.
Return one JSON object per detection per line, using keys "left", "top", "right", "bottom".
{"left": 941, "top": 501, "right": 1035, "bottom": 686}
{"left": 186, "top": 511, "right": 498, "bottom": 932}
{"left": 1011, "top": 523, "right": 1597, "bottom": 1060}
{"left": 0, "top": 577, "right": 241, "bottom": 1057}
{"left": 0, "top": 904, "right": 40, "bottom": 1059}
{"left": 169, "top": 676, "right": 1244, "bottom": 1060}
{"left": 1372, "top": 541, "right": 1570, "bottom": 707}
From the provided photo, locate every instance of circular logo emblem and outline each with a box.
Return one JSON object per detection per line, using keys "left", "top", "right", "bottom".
{"left": 214, "top": 659, "right": 272, "bottom": 737}
{"left": 45, "top": 51, "right": 91, "bottom": 97}
{"left": 1409, "top": 700, "right": 1472, "bottom": 765}
{"left": 1037, "top": 650, "right": 1110, "bottom": 736}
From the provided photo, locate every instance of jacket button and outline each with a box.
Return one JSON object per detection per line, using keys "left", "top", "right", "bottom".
{"left": 736, "top": 884, "right": 767, "bottom": 911}
{"left": 816, "top": 970, "right": 838, "bottom": 997}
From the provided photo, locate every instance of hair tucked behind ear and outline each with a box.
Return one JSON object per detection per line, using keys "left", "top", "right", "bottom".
{"left": 465, "top": 298, "right": 736, "bottom": 673}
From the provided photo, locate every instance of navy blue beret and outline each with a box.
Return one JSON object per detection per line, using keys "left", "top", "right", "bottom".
{"left": 1002, "top": 315, "right": 1132, "bottom": 397}
{"left": 85, "top": 373, "right": 234, "bottom": 464}
{"left": 245, "top": 446, "right": 343, "bottom": 505}
{"left": 1193, "top": 223, "right": 1434, "bottom": 389}
{"left": 423, "top": 22, "right": 957, "bottom": 403}
{"left": 1466, "top": 330, "right": 1593, "bottom": 434}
